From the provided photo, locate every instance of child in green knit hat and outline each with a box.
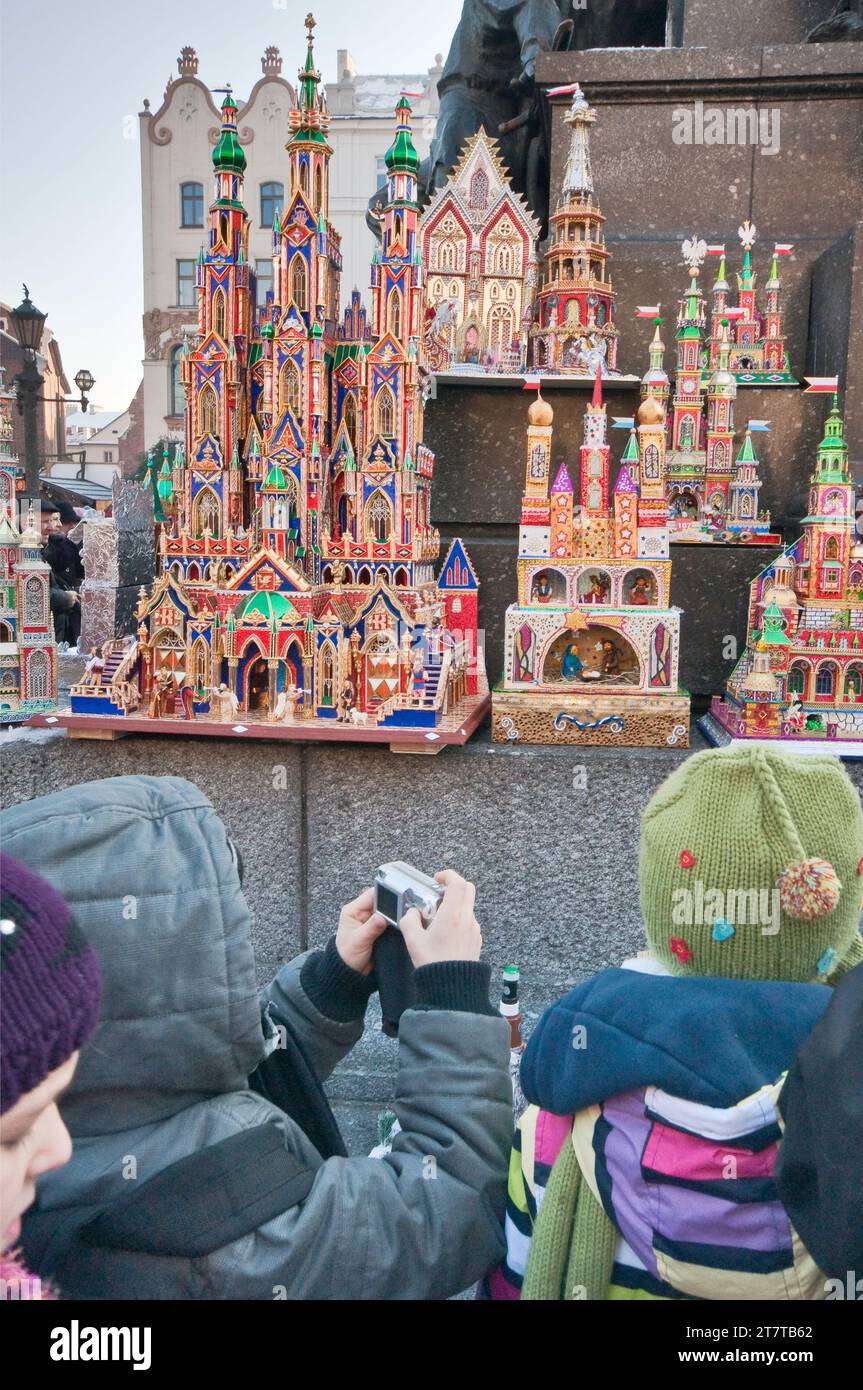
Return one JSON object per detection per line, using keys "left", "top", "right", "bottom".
{"left": 483, "top": 746, "right": 863, "bottom": 1303}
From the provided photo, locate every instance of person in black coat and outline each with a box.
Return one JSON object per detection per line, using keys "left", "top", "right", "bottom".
{"left": 776, "top": 962, "right": 863, "bottom": 1283}
{"left": 39, "top": 499, "right": 81, "bottom": 647}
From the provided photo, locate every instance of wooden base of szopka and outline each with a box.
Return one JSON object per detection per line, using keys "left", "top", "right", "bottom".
{"left": 28, "top": 687, "right": 490, "bottom": 755}
{"left": 492, "top": 689, "right": 690, "bottom": 748}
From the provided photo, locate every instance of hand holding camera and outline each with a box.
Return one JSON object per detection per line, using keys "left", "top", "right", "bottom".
{"left": 335, "top": 888, "right": 389, "bottom": 976}
{"left": 399, "top": 871, "right": 482, "bottom": 967}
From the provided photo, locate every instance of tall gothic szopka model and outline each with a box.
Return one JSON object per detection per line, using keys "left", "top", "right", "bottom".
{"left": 529, "top": 86, "right": 621, "bottom": 377}
{"left": 69, "top": 18, "right": 483, "bottom": 743}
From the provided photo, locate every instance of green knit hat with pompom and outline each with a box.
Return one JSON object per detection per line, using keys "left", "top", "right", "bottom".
{"left": 639, "top": 745, "right": 863, "bottom": 985}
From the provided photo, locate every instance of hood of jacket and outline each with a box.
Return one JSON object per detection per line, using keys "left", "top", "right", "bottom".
{"left": 521, "top": 965, "right": 832, "bottom": 1117}
{"left": 2, "top": 775, "right": 266, "bottom": 1137}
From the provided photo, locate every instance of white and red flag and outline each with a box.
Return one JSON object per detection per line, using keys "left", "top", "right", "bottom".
{"left": 774, "top": 243, "right": 794, "bottom": 255}
{"left": 803, "top": 376, "right": 839, "bottom": 393}
{"left": 636, "top": 306, "right": 661, "bottom": 318}
{"left": 706, "top": 245, "right": 725, "bottom": 256}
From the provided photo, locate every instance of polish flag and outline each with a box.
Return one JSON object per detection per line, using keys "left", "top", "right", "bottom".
{"left": 722, "top": 308, "right": 747, "bottom": 320}
{"left": 636, "top": 306, "right": 661, "bottom": 318}
{"left": 774, "top": 243, "right": 794, "bottom": 254}
{"left": 706, "top": 245, "right": 725, "bottom": 255}
{"left": 803, "top": 376, "right": 839, "bottom": 393}
{"left": 546, "top": 83, "right": 582, "bottom": 96}
{"left": 399, "top": 90, "right": 423, "bottom": 98}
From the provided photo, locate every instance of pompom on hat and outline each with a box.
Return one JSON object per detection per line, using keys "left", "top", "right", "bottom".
{"left": 1, "top": 856, "right": 102, "bottom": 1115}
{"left": 639, "top": 746, "right": 863, "bottom": 985}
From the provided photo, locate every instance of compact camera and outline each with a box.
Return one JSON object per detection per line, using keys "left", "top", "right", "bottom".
{"left": 373, "top": 861, "right": 444, "bottom": 929}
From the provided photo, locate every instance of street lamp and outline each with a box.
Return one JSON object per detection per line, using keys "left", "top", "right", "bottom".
{"left": 10, "top": 286, "right": 48, "bottom": 502}
{"left": 9, "top": 286, "right": 95, "bottom": 502}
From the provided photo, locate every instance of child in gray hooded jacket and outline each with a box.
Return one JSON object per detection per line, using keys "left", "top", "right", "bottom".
{"left": 2, "top": 774, "right": 512, "bottom": 1300}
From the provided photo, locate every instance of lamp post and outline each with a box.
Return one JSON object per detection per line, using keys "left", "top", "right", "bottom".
{"left": 9, "top": 286, "right": 95, "bottom": 506}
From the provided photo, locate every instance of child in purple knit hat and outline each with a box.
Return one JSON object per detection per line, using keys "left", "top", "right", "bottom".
{"left": 0, "top": 855, "right": 101, "bottom": 1299}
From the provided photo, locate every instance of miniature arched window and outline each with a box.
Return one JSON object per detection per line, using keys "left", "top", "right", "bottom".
{"left": 169, "top": 346, "right": 185, "bottom": 416}
{"left": 299, "top": 161, "right": 309, "bottom": 196}
{"left": 213, "top": 289, "right": 227, "bottom": 340}
{"left": 388, "top": 290, "right": 402, "bottom": 339}
{"left": 490, "top": 283, "right": 499, "bottom": 299}
{"left": 200, "top": 384, "right": 218, "bottom": 438}
{"left": 23, "top": 575, "right": 46, "bottom": 626}
{"left": 597, "top": 303, "right": 607, "bottom": 326}
{"left": 0, "top": 621, "right": 11, "bottom": 642}
{"left": 449, "top": 280, "right": 459, "bottom": 298}
{"left": 565, "top": 299, "right": 580, "bottom": 325}
{"left": 815, "top": 662, "right": 837, "bottom": 697}
{"left": 678, "top": 416, "right": 695, "bottom": 449}
{"left": 395, "top": 567, "right": 408, "bottom": 586}
{"left": 469, "top": 168, "right": 489, "bottom": 208}
{"left": 738, "top": 493, "right": 754, "bottom": 518}
{"left": 0, "top": 473, "right": 11, "bottom": 510}
{"left": 314, "top": 166, "right": 323, "bottom": 213}
{"left": 319, "top": 642, "right": 335, "bottom": 707}
{"left": 186, "top": 562, "right": 200, "bottom": 581}
{"left": 643, "top": 444, "right": 660, "bottom": 480}
{"left": 280, "top": 358, "right": 302, "bottom": 417}
{"left": 439, "top": 241, "right": 456, "bottom": 271}
{"left": 290, "top": 255, "right": 308, "bottom": 311}
{"left": 529, "top": 444, "right": 547, "bottom": 482}
{"left": 824, "top": 538, "right": 840, "bottom": 562}
{"left": 393, "top": 214, "right": 403, "bottom": 245}
{"left": 358, "top": 566, "right": 372, "bottom": 586}
{"left": 191, "top": 640, "right": 208, "bottom": 690}
{"left": 496, "top": 245, "right": 512, "bottom": 274}
{"left": 376, "top": 387, "right": 395, "bottom": 438}
{"left": 366, "top": 490, "right": 392, "bottom": 543}
{"left": 0, "top": 669, "right": 15, "bottom": 689}
{"left": 193, "top": 488, "right": 221, "bottom": 537}
{"left": 846, "top": 664, "right": 863, "bottom": 699}
{"left": 26, "top": 648, "right": 49, "bottom": 698}
{"left": 787, "top": 663, "right": 807, "bottom": 697}
{"left": 489, "top": 306, "right": 513, "bottom": 357}
{"left": 713, "top": 442, "right": 728, "bottom": 468}
{"left": 344, "top": 394, "right": 358, "bottom": 450}
{"left": 219, "top": 214, "right": 230, "bottom": 247}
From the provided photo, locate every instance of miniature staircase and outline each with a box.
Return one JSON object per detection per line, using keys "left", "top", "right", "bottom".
{"left": 100, "top": 649, "right": 128, "bottom": 684}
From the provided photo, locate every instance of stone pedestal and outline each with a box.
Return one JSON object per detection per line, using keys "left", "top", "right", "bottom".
{"left": 79, "top": 480, "right": 154, "bottom": 653}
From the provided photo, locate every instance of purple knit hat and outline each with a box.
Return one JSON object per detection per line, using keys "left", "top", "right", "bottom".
{"left": 0, "top": 856, "right": 102, "bottom": 1115}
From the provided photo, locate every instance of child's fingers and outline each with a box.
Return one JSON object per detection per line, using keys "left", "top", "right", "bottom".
{"left": 343, "top": 887, "right": 375, "bottom": 918}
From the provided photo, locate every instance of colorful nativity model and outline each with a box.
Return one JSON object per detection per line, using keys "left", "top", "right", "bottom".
{"left": 491, "top": 369, "right": 690, "bottom": 748}
{"left": 421, "top": 84, "right": 637, "bottom": 383}
{"left": 42, "top": 21, "right": 487, "bottom": 753}
{"left": 641, "top": 261, "right": 781, "bottom": 544}
{"left": 0, "top": 376, "right": 58, "bottom": 723}
{"left": 704, "top": 393, "right": 863, "bottom": 753}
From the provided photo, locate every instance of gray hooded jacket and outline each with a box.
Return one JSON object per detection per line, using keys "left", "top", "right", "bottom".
{"left": 2, "top": 775, "right": 511, "bottom": 1299}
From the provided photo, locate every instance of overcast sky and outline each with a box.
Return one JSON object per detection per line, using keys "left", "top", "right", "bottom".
{"left": 1, "top": 0, "right": 463, "bottom": 410}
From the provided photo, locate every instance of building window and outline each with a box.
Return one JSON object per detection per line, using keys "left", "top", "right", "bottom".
{"left": 177, "top": 259, "right": 196, "bottom": 307}
{"left": 261, "top": 181, "right": 284, "bottom": 228}
{"left": 469, "top": 169, "right": 489, "bottom": 209}
{"left": 169, "top": 346, "right": 185, "bottom": 415}
{"left": 388, "top": 290, "right": 402, "bottom": 339}
{"left": 344, "top": 394, "right": 357, "bottom": 451}
{"left": 255, "top": 259, "right": 273, "bottom": 309}
{"left": 103, "top": 450, "right": 113, "bottom": 462}
{"left": 375, "top": 157, "right": 387, "bottom": 191}
{"left": 815, "top": 663, "right": 837, "bottom": 698}
{"left": 199, "top": 384, "right": 218, "bottom": 438}
{"left": 280, "top": 358, "right": 301, "bottom": 417}
{"left": 788, "top": 663, "right": 807, "bottom": 697}
{"left": 180, "top": 181, "right": 204, "bottom": 227}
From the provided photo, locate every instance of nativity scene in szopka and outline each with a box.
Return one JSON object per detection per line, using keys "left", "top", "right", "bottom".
{"left": 59, "top": 18, "right": 486, "bottom": 751}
